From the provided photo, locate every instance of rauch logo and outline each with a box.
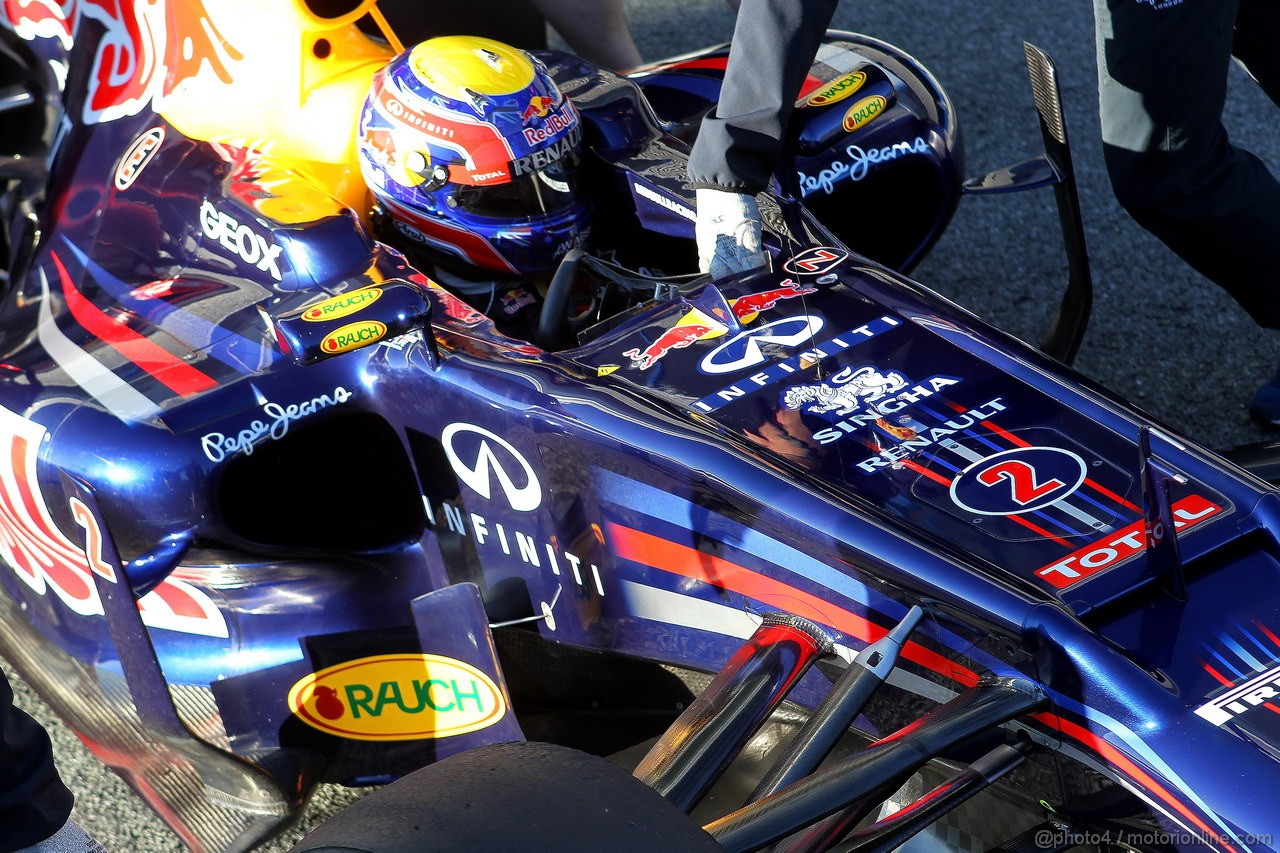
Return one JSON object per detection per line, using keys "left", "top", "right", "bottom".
{"left": 288, "top": 654, "right": 507, "bottom": 741}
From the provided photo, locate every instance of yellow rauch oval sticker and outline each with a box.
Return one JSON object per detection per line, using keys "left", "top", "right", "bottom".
{"left": 843, "top": 95, "right": 887, "bottom": 133}
{"left": 805, "top": 71, "right": 866, "bottom": 108}
{"left": 302, "top": 287, "right": 383, "bottom": 322}
{"left": 321, "top": 320, "right": 387, "bottom": 355}
{"left": 288, "top": 654, "right": 507, "bottom": 741}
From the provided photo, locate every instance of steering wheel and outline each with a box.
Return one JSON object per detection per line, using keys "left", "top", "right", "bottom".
{"left": 535, "top": 248, "right": 591, "bottom": 351}
{"left": 536, "top": 249, "right": 704, "bottom": 351}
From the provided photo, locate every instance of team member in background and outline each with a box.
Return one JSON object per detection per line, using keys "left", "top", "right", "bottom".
{"left": 1, "top": 669, "right": 101, "bottom": 853}
{"left": 1093, "top": 0, "right": 1280, "bottom": 426}
{"left": 686, "top": 0, "right": 837, "bottom": 279}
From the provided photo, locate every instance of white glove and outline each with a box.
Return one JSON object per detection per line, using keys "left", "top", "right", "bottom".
{"left": 695, "top": 188, "right": 768, "bottom": 279}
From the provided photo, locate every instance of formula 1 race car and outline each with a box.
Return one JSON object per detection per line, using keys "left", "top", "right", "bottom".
{"left": 3, "top": 1, "right": 1278, "bottom": 852}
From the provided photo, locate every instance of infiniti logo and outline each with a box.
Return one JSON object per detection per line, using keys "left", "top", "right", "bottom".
{"left": 700, "top": 315, "right": 824, "bottom": 375}
{"left": 442, "top": 424, "right": 541, "bottom": 512}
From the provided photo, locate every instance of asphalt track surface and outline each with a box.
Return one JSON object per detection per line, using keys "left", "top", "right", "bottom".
{"left": 12, "top": 1, "right": 1280, "bottom": 850}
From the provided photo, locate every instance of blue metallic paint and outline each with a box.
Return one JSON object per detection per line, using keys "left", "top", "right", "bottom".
{"left": 4, "top": 18, "right": 1280, "bottom": 853}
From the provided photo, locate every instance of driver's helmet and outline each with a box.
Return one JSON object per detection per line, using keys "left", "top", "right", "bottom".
{"left": 357, "top": 36, "right": 590, "bottom": 278}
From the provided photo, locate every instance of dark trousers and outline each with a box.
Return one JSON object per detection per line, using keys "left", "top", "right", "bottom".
{"left": 687, "top": 0, "right": 839, "bottom": 194}
{"left": 0, "top": 670, "right": 72, "bottom": 848}
{"left": 1096, "top": 0, "right": 1280, "bottom": 328}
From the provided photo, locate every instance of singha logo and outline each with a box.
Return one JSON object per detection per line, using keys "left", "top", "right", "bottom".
{"left": 782, "top": 366, "right": 908, "bottom": 416}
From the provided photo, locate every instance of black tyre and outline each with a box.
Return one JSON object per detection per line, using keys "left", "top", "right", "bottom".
{"left": 289, "top": 741, "right": 723, "bottom": 852}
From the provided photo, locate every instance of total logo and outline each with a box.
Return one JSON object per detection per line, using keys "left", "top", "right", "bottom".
{"left": 198, "top": 200, "right": 284, "bottom": 281}
{"left": 951, "top": 447, "right": 1087, "bottom": 516}
{"left": 700, "top": 315, "right": 824, "bottom": 375}
{"left": 288, "top": 654, "right": 506, "bottom": 741}
{"left": 1035, "top": 494, "right": 1222, "bottom": 589}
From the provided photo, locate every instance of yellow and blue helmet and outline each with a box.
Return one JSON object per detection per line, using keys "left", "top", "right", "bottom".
{"left": 357, "top": 36, "right": 590, "bottom": 277}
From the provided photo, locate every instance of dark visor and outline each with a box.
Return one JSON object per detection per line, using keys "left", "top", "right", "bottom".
{"left": 453, "top": 153, "right": 580, "bottom": 218}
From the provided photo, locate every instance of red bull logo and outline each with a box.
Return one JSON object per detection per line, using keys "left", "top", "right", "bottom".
{"left": 363, "top": 127, "right": 398, "bottom": 166}
{"left": 6, "top": 0, "right": 236, "bottom": 123}
{"left": 521, "top": 103, "right": 578, "bottom": 146}
{"left": 622, "top": 309, "right": 727, "bottom": 370}
{"left": 522, "top": 94, "right": 556, "bottom": 120}
{"left": 4, "top": 0, "right": 75, "bottom": 49}
{"left": 730, "top": 281, "right": 818, "bottom": 321}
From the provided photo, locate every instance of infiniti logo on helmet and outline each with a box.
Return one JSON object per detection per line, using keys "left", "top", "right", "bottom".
{"left": 442, "top": 424, "right": 541, "bottom": 512}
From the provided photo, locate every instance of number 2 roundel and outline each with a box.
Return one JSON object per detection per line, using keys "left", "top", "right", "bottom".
{"left": 950, "top": 446, "right": 1086, "bottom": 516}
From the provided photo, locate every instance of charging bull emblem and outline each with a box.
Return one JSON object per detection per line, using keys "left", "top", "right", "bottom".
{"left": 623, "top": 309, "right": 727, "bottom": 370}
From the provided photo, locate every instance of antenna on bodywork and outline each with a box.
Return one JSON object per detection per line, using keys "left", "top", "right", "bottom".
{"left": 1139, "top": 425, "right": 1189, "bottom": 600}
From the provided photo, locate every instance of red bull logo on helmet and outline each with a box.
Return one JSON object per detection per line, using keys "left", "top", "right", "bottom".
{"left": 512, "top": 124, "right": 582, "bottom": 176}
{"left": 522, "top": 94, "right": 557, "bottom": 120}
{"left": 521, "top": 102, "right": 579, "bottom": 147}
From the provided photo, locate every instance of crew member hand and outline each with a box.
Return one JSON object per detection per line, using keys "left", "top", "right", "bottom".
{"left": 695, "top": 188, "right": 768, "bottom": 279}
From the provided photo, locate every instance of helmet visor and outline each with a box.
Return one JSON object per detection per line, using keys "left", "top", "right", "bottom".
{"left": 453, "top": 154, "right": 581, "bottom": 218}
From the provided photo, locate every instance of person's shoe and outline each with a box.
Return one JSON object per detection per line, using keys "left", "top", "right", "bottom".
{"left": 1249, "top": 369, "right": 1280, "bottom": 428}
{"left": 15, "top": 819, "right": 107, "bottom": 852}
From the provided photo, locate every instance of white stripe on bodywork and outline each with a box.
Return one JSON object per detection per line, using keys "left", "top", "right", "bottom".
{"left": 813, "top": 43, "right": 863, "bottom": 73}
{"left": 37, "top": 268, "right": 161, "bottom": 422}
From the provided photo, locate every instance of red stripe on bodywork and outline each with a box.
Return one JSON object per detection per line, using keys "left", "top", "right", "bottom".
{"left": 1039, "top": 713, "right": 1238, "bottom": 853}
{"left": 903, "top": 457, "right": 949, "bottom": 487}
{"left": 610, "top": 522, "right": 1224, "bottom": 841}
{"left": 903, "top": 458, "right": 1073, "bottom": 548}
{"left": 977, "top": 417, "right": 1142, "bottom": 513}
{"left": 606, "top": 522, "right": 979, "bottom": 687}
{"left": 662, "top": 56, "right": 824, "bottom": 98}
{"left": 50, "top": 252, "right": 217, "bottom": 395}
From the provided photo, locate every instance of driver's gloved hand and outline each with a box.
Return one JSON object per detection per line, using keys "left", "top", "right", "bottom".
{"left": 695, "top": 188, "right": 768, "bottom": 279}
